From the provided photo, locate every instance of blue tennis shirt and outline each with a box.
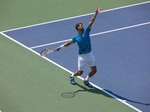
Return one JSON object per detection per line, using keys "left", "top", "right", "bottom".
{"left": 72, "top": 27, "right": 92, "bottom": 55}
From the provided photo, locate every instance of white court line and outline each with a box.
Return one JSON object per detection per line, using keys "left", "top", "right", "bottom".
{"left": 1, "top": 1, "right": 150, "bottom": 33}
{"left": 30, "top": 21, "right": 150, "bottom": 49}
{"left": 0, "top": 31, "right": 142, "bottom": 112}
{"left": 30, "top": 39, "right": 71, "bottom": 49}
{"left": 2, "top": 2, "right": 149, "bottom": 112}
{"left": 90, "top": 21, "right": 150, "bottom": 36}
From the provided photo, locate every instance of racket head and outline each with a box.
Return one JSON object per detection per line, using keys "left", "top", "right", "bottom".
{"left": 40, "top": 48, "right": 51, "bottom": 57}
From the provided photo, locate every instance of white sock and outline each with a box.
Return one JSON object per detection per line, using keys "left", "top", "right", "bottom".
{"left": 71, "top": 74, "right": 74, "bottom": 77}
{"left": 85, "top": 75, "right": 89, "bottom": 81}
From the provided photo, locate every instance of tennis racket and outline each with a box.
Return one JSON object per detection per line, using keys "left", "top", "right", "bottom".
{"left": 40, "top": 48, "right": 56, "bottom": 57}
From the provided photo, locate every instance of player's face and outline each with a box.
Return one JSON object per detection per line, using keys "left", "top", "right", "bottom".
{"left": 78, "top": 24, "right": 84, "bottom": 32}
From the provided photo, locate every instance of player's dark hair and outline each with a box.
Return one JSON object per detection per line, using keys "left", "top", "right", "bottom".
{"left": 75, "top": 23, "right": 83, "bottom": 31}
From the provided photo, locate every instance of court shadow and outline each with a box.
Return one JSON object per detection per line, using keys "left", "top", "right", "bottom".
{"left": 76, "top": 83, "right": 150, "bottom": 105}
{"left": 61, "top": 83, "right": 112, "bottom": 98}
{"left": 72, "top": 83, "right": 113, "bottom": 98}
{"left": 104, "top": 89, "right": 150, "bottom": 106}
{"left": 76, "top": 83, "right": 112, "bottom": 98}
{"left": 61, "top": 83, "right": 150, "bottom": 106}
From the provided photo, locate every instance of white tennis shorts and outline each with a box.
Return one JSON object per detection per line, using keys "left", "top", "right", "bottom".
{"left": 78, "top": 52, "right": 96, "bottom": 71}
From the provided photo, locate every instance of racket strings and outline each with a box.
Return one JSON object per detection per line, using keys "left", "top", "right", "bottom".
{"left": 40, "top": 48, "right": 51, "bottom": 56}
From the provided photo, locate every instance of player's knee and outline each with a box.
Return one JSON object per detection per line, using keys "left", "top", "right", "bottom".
{"left": 92, "top": 68, "right": 97, "bottom": 74}
{"left": 91, "top": 66, "right": 97, "bottom": 74}
{"left": 92, "top": 69, "right": 97, "bottom": 74}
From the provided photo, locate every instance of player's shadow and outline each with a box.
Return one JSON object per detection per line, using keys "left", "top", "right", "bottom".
{"left": 61, "top": 83, "right": 111, "bottom": 98}
{"left": 76, "top": 83, "right": 150, "bottom": 105}
{"left": 61, "top": 83, "right": 150, "bottom": 106}
{"left": 104, "top": 89, "right": 150, "bottom": 106}
{"left": 76, "top": 83, "right": 112, "bottom": 98}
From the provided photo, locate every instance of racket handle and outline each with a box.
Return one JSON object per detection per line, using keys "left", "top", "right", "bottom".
{"left": 55, "top": 44, "right": 64, "bottom": 51}
{"left": 59, "top": 44, "right": 65, "bottom": 48}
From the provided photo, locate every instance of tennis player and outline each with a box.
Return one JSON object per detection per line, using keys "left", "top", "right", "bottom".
{"left": 56, "top": 8, "right": 102, "bottom": 87}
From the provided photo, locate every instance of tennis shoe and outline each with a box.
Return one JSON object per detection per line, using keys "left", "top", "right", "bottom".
{"left": 84, "top": 80, "right": 92, "bottom": 88}
{"left": 70, "top": 75, "right": 76, "bottom": 85}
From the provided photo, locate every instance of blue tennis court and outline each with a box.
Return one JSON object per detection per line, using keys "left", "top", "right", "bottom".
{"left": 2, "top": 2, "right": 150, "bottom": 112}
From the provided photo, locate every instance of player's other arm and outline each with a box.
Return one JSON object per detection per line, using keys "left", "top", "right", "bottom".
{"left": 88, "top": 8, "right": 102, "bottom": 29}
{"left": 56, "top": 40, "right": 72, "bottom": 51}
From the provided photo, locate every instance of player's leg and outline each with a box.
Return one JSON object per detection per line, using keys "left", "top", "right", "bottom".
{"left": 74, "top": 71, "right": 84, "bottom": 76}
{"left": 70, "top": 55, "right": 85, "bottom": 85}
{"left": 84, "top": 66, "right": 97, "bottom": 87}
{"left": 84, "top": 52, "right": 97, "bottom": 87}
{"left": 70, "top": 71, "right": 83, "bottom": 85}
{"left": 85, "top": 66, "right": 97, "bottom": 80}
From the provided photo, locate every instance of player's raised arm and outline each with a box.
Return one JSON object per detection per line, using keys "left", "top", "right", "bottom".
{"left": 88, "top": 8, "right": 102, "bottom": 29}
